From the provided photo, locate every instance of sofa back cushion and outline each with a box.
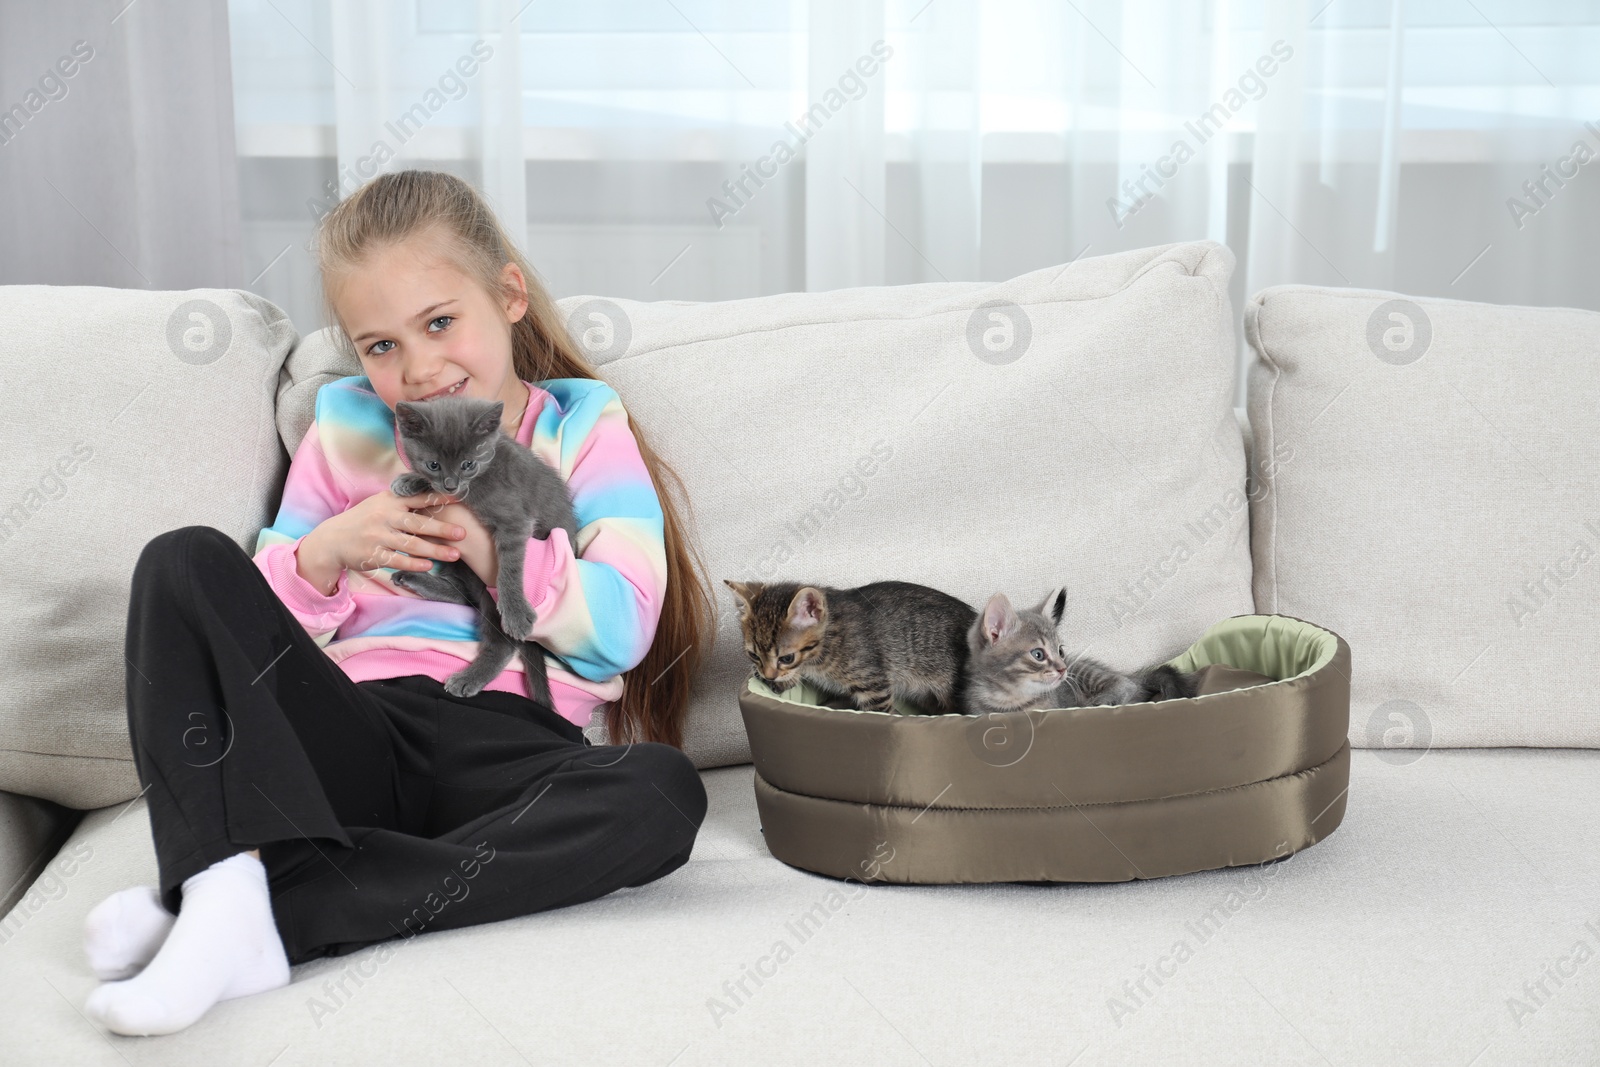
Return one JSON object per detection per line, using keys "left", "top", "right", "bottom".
{"left": 0, "top": 287, "right": 296, "bottom": 807}
{"left": 553, "top": 241, "right": 1255, "bottom": 766}
{"left": 1245, "top": 285, "right": 1600, "bottom": 750}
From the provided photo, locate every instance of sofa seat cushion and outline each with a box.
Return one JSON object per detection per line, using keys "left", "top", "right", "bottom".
{"left": 2, "top": 749, "right": 1596, "bottom": 1061}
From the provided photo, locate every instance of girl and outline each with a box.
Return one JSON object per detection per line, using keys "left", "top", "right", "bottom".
{"left": 82, "top": 169, "right": 716, "bottom": 1037}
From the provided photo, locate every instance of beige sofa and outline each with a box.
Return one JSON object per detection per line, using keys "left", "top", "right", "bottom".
{"left": 2, "top": 241, "right": 1595, "bottom": 1064}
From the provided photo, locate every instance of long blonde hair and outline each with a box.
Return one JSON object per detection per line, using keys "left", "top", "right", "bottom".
{"left": 314, "top": 169, "right": 712, "bottom": 749}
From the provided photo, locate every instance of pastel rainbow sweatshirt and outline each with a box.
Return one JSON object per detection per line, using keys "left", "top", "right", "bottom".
{"left": 252, "top": 374, "right": 668, "bottom": 728}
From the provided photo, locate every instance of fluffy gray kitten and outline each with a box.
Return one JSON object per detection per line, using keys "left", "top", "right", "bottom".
{"left": 388, "top": 393, "right": 578, "bottom": 707}
{"left": 960, "top": 586, "right": 1199, "bottom": 715}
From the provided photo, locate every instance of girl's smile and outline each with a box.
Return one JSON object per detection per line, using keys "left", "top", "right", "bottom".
{"left": 415, "top": 377, "right": 469, "bottom": 401}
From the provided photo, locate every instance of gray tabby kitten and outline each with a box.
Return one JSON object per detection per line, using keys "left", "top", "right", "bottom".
{"left": 961, "top": 586, "right": 1199, "bottom": 715}
{"left": 725, "top": 579, "right": 977, "bottom": 715}
{"left": 388, "top": 394, "right": 579, "bottom": 707}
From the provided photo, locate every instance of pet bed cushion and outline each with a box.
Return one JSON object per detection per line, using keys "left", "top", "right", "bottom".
{"left": 739, "top": 614, "right": 1350, "bottom": 884}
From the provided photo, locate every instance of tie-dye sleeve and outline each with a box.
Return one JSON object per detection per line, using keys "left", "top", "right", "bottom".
{"left": 488, "top": 381, "right": 669, "bottom": 683}
{"left": 253, "top": 417, "right": 358, "bottom": 644}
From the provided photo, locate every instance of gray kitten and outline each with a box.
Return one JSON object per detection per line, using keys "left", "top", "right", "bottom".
{"left": 388, "top": 394, "right": 579, "bottom": 707}
{"left": 725, "top": 579, "right": 977, "bottom": 715}
{"left": 960, "top": 586, "right": 1199, "bottom": 715}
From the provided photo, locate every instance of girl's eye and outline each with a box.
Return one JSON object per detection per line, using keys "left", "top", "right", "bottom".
{"left": 1030, "top": 648, "right": 1045, "bottom": 661}
{"left": 364, "top": 316, "right": 451, "bottom": 357}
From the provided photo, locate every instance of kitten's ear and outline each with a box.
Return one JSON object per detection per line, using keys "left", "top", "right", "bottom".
{"left": 394, "top": 402, "right": 426, "bottom": 436}
{"left": 723, "top": 579, "right": 759, "bottom": 617}
{"left": 1036, "top": 586, "right": 1068, "bottom": 627}
{"left": 979, "top": 593, "right": 1018, "bottom": 647}
{"left": 786, "top": 587, "right": 825, "bottom": 630}
{"left": 472, "top": 402, "right": 505, "bottom": 436}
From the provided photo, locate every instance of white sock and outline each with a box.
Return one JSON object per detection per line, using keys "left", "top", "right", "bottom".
{"left": 83, "top": 886, "right": 177, "bottom": 981}
{"left": 84, "top": 852, "right": 289, "bottom": 1036}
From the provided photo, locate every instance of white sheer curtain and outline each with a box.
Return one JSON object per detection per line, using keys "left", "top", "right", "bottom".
{"left": 228, "top": 0, "right": 1600, "bottom": 397}
{"left": 900, "top": 0, "right": 981, "bottom": 285}
{"left": 327, "top": 0, "right": 528, "bottom": 258}
{"left": 0, "top": 0, "right": 240, "bottom": 288}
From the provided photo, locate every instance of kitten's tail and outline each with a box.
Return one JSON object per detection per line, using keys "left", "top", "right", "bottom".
{"left": 516, "top": 641, "right": 557, "bottom": 710}
{"left": 1142, "top": 664, "right": 1199, "bottom": 702}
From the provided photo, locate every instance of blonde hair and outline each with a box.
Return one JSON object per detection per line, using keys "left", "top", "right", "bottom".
{"left": 314, "top": 169, "right": 712, "bottom": 750}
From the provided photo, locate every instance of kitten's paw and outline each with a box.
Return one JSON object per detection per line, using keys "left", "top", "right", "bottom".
{"left": 390, "top": 473, "right": 432, "bottom": 498}
{"left": 498, "top": 602, "right": 535, "bottom": 641}
{"left": 392, "top": 569, "right": 475, "bottom": 606}
{"left": 390, "top": 570, "right": 430, "bottom": 596}
{"left": 444, "top": 674, "right": 484, "bottom": 698}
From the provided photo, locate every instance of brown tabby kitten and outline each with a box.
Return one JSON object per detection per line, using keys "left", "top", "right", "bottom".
{"left": 960, "top": 586, "right": 1199, "bottom": 715}
{"left": 724, "top": 579, "right": 977, "bottom": 715}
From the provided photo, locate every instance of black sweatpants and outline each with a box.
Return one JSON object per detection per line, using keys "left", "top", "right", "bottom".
{"left": 123, "top": 525, "right": 707, "bottom": 965}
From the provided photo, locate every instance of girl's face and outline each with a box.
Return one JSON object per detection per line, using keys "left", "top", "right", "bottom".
{"left": 335, "top": 236, "right": 531, "bottom": 435}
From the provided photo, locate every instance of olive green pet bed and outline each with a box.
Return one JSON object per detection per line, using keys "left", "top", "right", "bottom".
{"left": 738, "top": 614, "right": 1351, "bottom": 884}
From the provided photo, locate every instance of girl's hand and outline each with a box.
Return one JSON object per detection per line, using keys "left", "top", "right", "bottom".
{"left": 301, "top": 488, "right": 467, "bottom": 583}
{"left": 409, "top": 496, "right": 500, "bottom": 587}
